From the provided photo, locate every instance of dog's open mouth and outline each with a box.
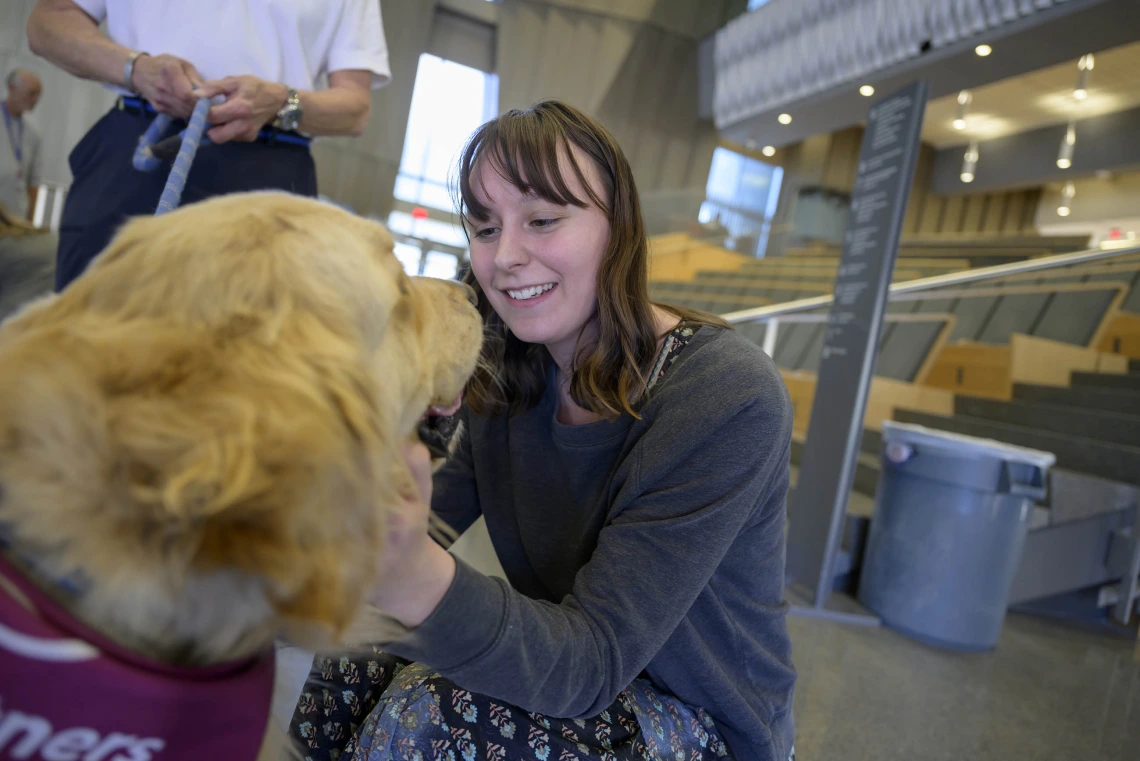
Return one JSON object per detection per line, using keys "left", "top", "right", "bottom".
{"left": 417, "top": 393, "right": 463, "bottom": 459}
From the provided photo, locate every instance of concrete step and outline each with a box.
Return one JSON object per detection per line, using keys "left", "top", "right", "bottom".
{"left": 1012, "top": 383, "right": 1140, "bottom": 417}
{"left": 954, "top": 395, "right": 1140, "bottom": 448}
{"left": 892, "top": 410, "right": 1140, "bottom": 487}
{"left": 1069, "top": 371, "right": 1140, "bottom": 392}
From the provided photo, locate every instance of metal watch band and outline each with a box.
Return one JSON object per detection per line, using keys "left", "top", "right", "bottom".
{"left": 274, "top": 88, "right": 301, "bottom": 131}
{"left": 123, "top": 51, "right": 147, "bottom": 94}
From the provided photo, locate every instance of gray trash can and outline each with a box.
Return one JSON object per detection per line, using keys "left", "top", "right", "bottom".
{"left": 857, "top": 421, "right": 1055, "bottom": 651}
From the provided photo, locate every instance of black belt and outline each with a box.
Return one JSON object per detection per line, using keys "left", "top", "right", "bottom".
{"left": 117, "top": 96, "right": 311, "bottom": 147}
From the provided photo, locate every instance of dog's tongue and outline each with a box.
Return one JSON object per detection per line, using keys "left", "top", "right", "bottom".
{"left": 428, "top": 393, "right": 463, "bottom": 418}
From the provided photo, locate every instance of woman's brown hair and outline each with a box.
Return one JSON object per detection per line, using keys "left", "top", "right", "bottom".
{"left": 455, "top": 99, "right": 726, "bottom": 419}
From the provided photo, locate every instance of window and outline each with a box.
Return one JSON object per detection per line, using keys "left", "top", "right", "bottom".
{"left": 747, "top": 0, "right": 773, "bottom": 10}
{"left": 700, "top": 147, "right": 783, "bottom": 257}
{"left": 391, "top": 53, "right": 499, "bottom": 278}
{"left": 392, "top": 242, "right": 461, "bottom": 281}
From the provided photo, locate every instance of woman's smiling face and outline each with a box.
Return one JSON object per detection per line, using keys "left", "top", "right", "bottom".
{"left": 466, "top": 146, "right": 611, "bottom": 368}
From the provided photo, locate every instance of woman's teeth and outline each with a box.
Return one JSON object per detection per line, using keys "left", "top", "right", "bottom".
{"left": 506, "top": 283, "right": 555, "bottom": 300}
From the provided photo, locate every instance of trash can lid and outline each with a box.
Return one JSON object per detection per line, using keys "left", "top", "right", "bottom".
{"left": 881, "top": 421, "right": 1056, "bottom": 470}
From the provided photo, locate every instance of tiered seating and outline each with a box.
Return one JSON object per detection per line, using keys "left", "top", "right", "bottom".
{"left": 788, "top": 362, "right": 1140, "bottom": 617}
{"left": 920, "top": 252, "right": 1140, "bottom": 397}
{"left": 784, "top": 234, "right": 1091, "bottom": 268}
{"left": 647, "top": 233, "right": 1092, "bottom": 316}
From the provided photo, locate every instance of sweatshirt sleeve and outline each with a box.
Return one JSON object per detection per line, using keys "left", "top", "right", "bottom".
{"left": 387, "top": 385, "right": 793, "bottom": 718}
{"left": 429, "top": 407, "right": 483, "bottom": 542}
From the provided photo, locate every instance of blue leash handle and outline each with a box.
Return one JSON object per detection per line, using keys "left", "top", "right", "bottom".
{"left": 132, "top": 97, "right": 211, "bottom": 215}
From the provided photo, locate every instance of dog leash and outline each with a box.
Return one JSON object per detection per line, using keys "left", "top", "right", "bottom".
{"left": 132, "top": 96, "right": 211, "bottom": 215}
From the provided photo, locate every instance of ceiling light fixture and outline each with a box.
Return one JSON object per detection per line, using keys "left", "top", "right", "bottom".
{"left": 960, "top": 140, "right": 979, "bottom": 183}
{"left": 762, "top": 145, "right": 776, "bottom": 157}
{"left": 859, "top": 85, "right": 875, "bottom": 97}
{"left": 953, "top": 90, "right": 972, "bottom": 130}
{"left": 1073, "top": 53, "right": 1094, "bottom": 101}
{"left": 1057, "top": 181, "right": 1075, "bottom": 217}
{"left": 1056, "top": 121, "right": 1076, "bottom": 169}
{"left": 975, "top": 44, "right": 992, "bottom": 57}
{"left": 777, "top": 113, "right": 792, "bottom": 125}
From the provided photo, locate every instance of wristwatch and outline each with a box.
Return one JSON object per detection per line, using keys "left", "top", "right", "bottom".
{"left": 123, "top": 50, "right": 148, "bottom": 94}
{"left": 273, "top": 88, "right": 302, "bottom": 132}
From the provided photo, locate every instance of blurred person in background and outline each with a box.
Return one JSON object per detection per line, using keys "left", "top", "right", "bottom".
{"left": 26, "top": 0, "right": 391, "bottom": 291}
{"left": 0, "top": 69, "right": 44, "bottom": 222}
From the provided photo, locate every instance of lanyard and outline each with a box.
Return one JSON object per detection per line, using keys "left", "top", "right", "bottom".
{"left": 2, "top": 102, "right": 24, "bottom": 166}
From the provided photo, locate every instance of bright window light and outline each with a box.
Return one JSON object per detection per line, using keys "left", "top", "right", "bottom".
{"left": 703, "top": 147, "right": 784, "bottom": 257}
{"left": 387, "top": 210, "right": 468, "bottom": 249}
{"left": 396, "top": 54, "right": 498, "bottom": 212}
{"left": 391, "top": 53, "right": 498, "bottom": 277}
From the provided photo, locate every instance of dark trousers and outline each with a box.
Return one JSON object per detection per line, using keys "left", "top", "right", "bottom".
{"left": 55, "top": 106, "right": 318, "bottom": 291}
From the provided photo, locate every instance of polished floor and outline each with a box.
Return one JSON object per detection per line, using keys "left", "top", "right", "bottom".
{"left": 788, "top": 612, "right": 1139, "bottom": 760}
{"left": 276, "top": 523, "right": 1140, "bottom": 758}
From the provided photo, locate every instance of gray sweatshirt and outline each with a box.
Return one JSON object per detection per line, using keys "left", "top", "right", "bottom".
{"left": 389, "top": 326, "right": 796, "bottom": 761}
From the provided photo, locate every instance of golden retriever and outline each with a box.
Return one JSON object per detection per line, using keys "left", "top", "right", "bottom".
{"left": 0, "top": 192, "right": 482, "bottom": 758}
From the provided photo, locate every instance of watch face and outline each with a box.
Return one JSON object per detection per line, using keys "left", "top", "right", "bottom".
{"left": 279, "top": 91, "right": 302, "bottom": 131}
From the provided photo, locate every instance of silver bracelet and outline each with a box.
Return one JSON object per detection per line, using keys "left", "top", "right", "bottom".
{"left": 123, "top": 50, "right": 147, "bottom": 93}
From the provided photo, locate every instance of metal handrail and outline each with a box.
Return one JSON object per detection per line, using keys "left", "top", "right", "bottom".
{"left": 722, "top": 243, "right": 1140, "bottom": 324}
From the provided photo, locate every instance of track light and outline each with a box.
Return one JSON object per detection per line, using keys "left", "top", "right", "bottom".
{"left": 1074, "top": 54, "right": 1094, "bottom": 100}
{"left": 1056, "top": 122, "right": 1076, "bottom": 169}
{"left": 953, "top": 90, "right": 971, "bottom": 130}
{"left": 778, "top": 113, "right": 792, "bottom": 125}
{"left": 859, "top": 85, "right": 875, "bottom": 97}
{"left": 975, "top": 44, "right": 992, "bottom": 57}
{"left": 961, "top": 140, "right": 979, "bottom": 183}
{"left": 761, "top": 146, "right": 776, "bottom": 157}
{"left": 1057, "top": 181, "right": 1075, "bottom": 217}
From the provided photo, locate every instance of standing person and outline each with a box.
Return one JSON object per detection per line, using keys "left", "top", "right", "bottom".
{"left": 25, "top": 0, "right": 391, "bottom": 291}
{"left": 0, "top": 69, "right": 44, "bottom": 222}
{"left": 292, "top": 100, "right": 797, "bottom": 761}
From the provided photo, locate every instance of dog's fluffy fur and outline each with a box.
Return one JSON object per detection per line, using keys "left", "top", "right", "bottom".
{"left": 0, "top": 192, "right": 483, "bottom": 675}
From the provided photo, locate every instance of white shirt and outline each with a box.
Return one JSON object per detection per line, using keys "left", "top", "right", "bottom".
{"left": 74, "top": 0, "right": 390, "bottom": 93}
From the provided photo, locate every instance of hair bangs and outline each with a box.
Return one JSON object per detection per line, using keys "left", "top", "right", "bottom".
{"left": 457, "top": 108, "right": 605, "bottom": 228}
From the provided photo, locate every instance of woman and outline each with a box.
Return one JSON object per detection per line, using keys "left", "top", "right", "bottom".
{"left": 291, "top": 100, "right": 796, "bottom": 761}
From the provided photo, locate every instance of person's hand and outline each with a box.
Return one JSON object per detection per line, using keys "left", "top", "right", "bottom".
{"left": 130, "top": 53, "right": 204, "bottom": 119}
{"left": 369, "top": 440, "right": 455, "bottom": 628}
{"left": 194, "top": 75, "right": 291, "bottom": 144}
{"left": 386, "top": 439, "right": 436, "bottom": 559}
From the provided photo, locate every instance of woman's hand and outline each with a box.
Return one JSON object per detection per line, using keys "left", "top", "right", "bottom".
{"left": 194, "top": 75, "right": 291, "bottom": 144}
{"left": 131, "top": 53, "right": 203, "bottom": 118}
{"left": 369, "top": 440, "right": 456, "bottom": 628}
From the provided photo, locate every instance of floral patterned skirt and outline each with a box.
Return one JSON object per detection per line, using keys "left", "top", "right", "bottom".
{"left": 290, "top": 650, "right": 732, "bottom": 761}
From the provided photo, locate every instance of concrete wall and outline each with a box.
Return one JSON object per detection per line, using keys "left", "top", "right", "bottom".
{"left": 760, "top": 127, "right": 1043, "bottom": 254}
{"left": 495, "top": 0, "right": 740, "bottom": 196}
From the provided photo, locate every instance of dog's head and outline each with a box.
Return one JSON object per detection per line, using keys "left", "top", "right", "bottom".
{"left": 0, "top": 192, "right": 482, "bottom": 664}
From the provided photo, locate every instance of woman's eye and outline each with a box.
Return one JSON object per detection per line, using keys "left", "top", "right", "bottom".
{"left": 531, "top": 218, "right": 557, "bottom": 228}
{"left": 474, "top": 227, "right": 499, "bottom": 239}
